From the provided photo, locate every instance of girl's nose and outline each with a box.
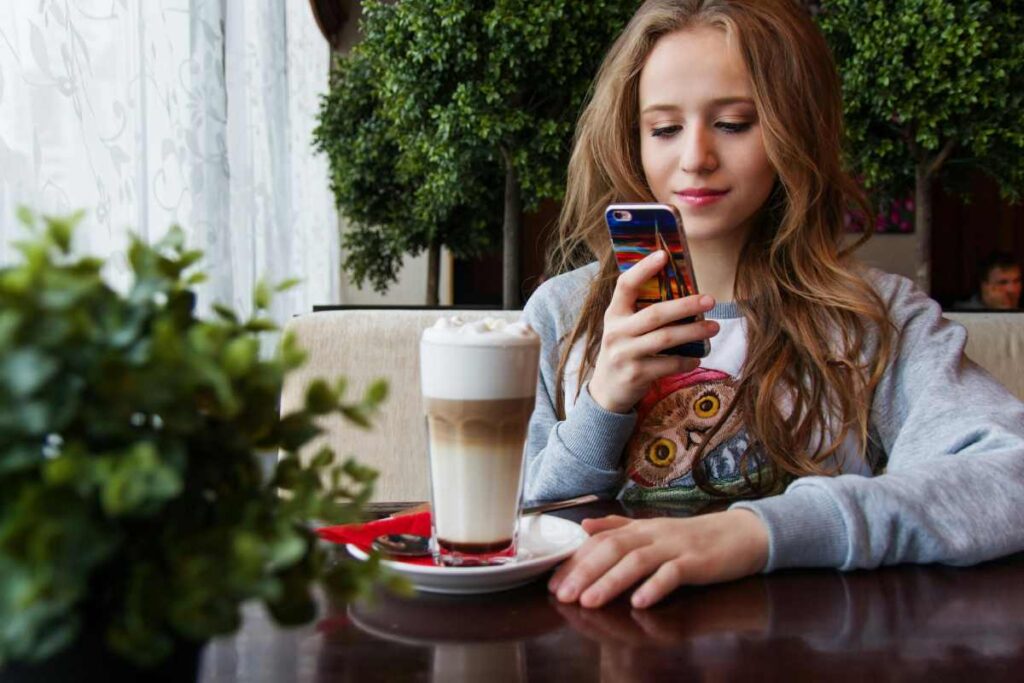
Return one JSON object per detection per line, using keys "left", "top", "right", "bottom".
{"left": 680, "top": 125, "right": 718, "bottom": 174}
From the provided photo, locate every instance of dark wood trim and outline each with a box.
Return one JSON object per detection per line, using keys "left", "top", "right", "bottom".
{"left": 308, "top": 0, "right": 351, "bottom": 50}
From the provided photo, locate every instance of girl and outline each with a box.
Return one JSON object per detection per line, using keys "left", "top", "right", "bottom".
{"left": 523, "top": 0, "right": 1024, "bottom": 610}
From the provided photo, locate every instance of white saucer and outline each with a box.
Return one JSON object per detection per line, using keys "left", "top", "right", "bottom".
{"left": 346, "top": 515, "right": 587, "bottom": 595}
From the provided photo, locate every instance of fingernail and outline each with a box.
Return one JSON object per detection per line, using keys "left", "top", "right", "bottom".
{"left": 548, "top": 576, "right": 562, "bottom": 592}
{"left": 632, "top": 592, "right": 649, "bottom": 609}
{"left": 700, "top": 295, "right": 714, "bottom": 308}
{"left": 557, "top": 582, "right": 577, "bottom": 602}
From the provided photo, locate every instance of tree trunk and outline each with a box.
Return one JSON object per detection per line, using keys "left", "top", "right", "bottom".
{"left": 501, "top": 148, "right": 523, "bottom": 310}
{"left": 911, "top": 139, "right": 955, "bottom": 296}
{"left": 914, "top": 162, "right": 932, "bottom": 295}
{"left": 426, "top": 240, "right": 440, "bottom": 306}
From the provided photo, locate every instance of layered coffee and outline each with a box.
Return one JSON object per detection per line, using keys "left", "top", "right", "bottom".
{"left": 420, "top": 316, "right": 540, "bottom": 566}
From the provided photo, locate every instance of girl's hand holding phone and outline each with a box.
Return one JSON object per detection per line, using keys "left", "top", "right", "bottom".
{"left": 588, "top": 250, "right": 720, "bottom": 414}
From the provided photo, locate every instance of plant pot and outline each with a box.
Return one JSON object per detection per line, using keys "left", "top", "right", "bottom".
{"left": 0, "top": 627, "right": 204, "bottom": 683}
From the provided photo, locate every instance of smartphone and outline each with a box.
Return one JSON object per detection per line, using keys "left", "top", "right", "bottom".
{"left": 605, "top": 203, "right": 709, "bottom": 358}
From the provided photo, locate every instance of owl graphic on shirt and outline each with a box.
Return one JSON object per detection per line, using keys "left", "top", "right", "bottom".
{"left": 622, "top": 367, "right": 758, "bottom": 503}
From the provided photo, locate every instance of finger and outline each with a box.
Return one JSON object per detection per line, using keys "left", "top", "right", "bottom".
{"left": 623, "top": 293, "right": 716, "bottom": 337}
{"left": 581, "top": 515, "right": 633, "bottom": 535}
{"left": 633, "top": 354, "right": 700, "bottom": 382}
{"left": 630, "top": 557, "right": 692, "bottom": 609}
{"left": 630, "top": 319, "right": 719, "bottom": 357}
{"left": 607, "top": 251, "right": 668, "bottom": 317}
{"left": 548, "top": 535, "right": 602, "bottom": 594}
{"left": 551, "top": 532, "right": 643, "bottom": 604}
{"left": 548, "top": 545, "right": 588, "bottom": 593}
{"left": 579, "top": 545, "right": 671, "bottom": 609}
{"left": 550, "top": 516, "right": 656, "bottom": 593}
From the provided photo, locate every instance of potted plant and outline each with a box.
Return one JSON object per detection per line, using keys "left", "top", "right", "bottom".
{"left": 0, "top": 210, "right": 390, "bottom": 681}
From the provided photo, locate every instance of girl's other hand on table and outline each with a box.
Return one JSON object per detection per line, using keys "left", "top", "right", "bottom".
{"left": 548, "top": 509, "right": 769, "bottom": 609}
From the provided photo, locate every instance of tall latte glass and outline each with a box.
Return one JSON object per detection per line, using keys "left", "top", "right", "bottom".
{"left": 420, "top": 317, "right": 540, "bottom": 566}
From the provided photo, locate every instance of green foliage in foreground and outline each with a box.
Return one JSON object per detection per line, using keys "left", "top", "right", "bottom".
{"left": 0, "top": 211, "right": 394, "bottom": 668}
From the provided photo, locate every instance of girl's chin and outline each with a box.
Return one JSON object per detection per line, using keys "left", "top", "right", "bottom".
{"left": 677, "top": 217, "right": 738, "bottom": 243}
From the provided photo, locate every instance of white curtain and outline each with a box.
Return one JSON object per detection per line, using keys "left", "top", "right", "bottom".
{"left": 0, "top": 0, "right": 339, "bottom": 323}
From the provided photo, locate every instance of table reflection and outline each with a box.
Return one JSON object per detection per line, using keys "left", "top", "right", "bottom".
{"left": 327, "top": 584, "right": 565, "bottom": 682}
{"left": 339, "top": 556, "right": 1023, "bottom": 681}
{"left": 200, "top": 538, "right": 1024, "bottom": 682}
{"left": 553, "top": 559, "right": 1024, "bottom": 680}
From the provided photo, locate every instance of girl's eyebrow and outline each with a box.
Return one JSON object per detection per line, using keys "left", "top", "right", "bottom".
{"left": 640, "top": 96, "right": 755, "bottom": 115}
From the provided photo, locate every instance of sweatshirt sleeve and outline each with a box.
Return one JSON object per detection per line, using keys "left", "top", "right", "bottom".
{"left": 731, "top": 273, "right": 1024, "bottom": 572}
{"left": 521, "top": 274, "right": 636, "bottom": 502}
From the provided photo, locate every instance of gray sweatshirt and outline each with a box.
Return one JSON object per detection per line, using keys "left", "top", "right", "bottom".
{"left": 522, "top": 262, "right": 1024, "bottom": 572}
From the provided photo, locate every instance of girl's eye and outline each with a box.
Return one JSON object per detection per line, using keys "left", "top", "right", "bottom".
{"left": 717, "top": 121, "right": 752, "bottom": 134}
{"left": 651, "top": 125, "right": 682, "bottom": 138}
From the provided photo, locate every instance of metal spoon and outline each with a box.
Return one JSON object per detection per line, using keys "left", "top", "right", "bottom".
{"left": 372, "top": 533, "right": 432, "bottom": 557}
{"left": 370, "top": 494, "right": 599, "bottom": 558}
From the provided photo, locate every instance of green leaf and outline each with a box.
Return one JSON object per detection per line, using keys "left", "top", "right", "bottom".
{"left": 1, "top": 349, "right": 59, "bottom": 397}
{"left": 274, "top": 278, "right": 302, "bottom": 292}
{"left": 0, "top": 311, "right": 24, "bottom": 348}
{"left": 156, "top": 225, "right": 185, "bottom": 252}
{"left": 363, "top": 379, "right": 388, "bottom": 406}
{"left": 340, "top": 406, "right": 371, "bottom": 429}
{"left": 45, "top": 215, "right": 76, "bottom": 254}
{"left": 100, "top": 443, "right": 183, "bottom": 516}
{"left": 16, "top": 205, "right": 36, "bottom": 228}
{"left": 253, "top": 281, "right": 271, "bottom": 310}
{"left": 212, "top": 304, "right": 239, "bottom": 323}
{"left": 310, "top": 447, "right": 335, "bottom": 469}
{"left": 266, "top": 529, "right": 308, "bottom": 571}
{"left": 243, "top": 318, "right": 277, "bottom": 333}
{"left": 278, "top": 331, "right": 308, "bottom": 370}
{"left": 222, "top": 336, "right": 259, "bottom": 378}
{"left": 305, "top": 379, "right": 337, "bottom": 415}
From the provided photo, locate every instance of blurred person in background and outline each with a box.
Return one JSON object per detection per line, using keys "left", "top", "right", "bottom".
{"left": 956, "top": 251, "right": 1022, "bottom": 310}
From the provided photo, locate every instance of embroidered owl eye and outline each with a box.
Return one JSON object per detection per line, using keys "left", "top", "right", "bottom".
{"left": 646, "top": 437, "right": 676, "bottom": 467}
{"left": 693, "top": 392, "right": 720, "bottom": 418}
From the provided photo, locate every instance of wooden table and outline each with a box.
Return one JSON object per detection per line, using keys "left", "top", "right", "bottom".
{"left": 199, "top": 501, "right": 1024, "bottom": 681}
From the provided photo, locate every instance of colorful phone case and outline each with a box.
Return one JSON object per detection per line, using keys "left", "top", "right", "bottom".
{"left": 606, "top": 203, "right": 709, "bottom": 358}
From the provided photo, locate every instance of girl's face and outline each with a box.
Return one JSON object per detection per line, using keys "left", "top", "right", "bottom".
{"left": 638, "top": 27, "right": 776, "bottom": 247}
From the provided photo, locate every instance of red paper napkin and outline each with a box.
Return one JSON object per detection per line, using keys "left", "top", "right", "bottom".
{"left": 317, "top": 512, "right": 436, "bottom": 566}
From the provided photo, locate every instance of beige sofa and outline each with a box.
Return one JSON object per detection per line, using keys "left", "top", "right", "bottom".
{"left": 280, "top": 309, "right": 1024, "bottom": 503}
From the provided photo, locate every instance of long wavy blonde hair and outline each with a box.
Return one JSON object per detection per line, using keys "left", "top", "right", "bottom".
{"left": 551, "top": 0, "right": 893, "bottom": 496}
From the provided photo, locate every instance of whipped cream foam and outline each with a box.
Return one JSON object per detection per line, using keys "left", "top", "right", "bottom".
{"left": 421, "top": 315, "right": 538, "bottom": 346}
{"left": 420, "top": 316, "right": 540, "bottom": 400}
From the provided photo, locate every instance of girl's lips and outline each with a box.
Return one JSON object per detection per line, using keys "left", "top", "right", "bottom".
{"left": 675, "top": 189, "right": 730, "bottom": 207}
